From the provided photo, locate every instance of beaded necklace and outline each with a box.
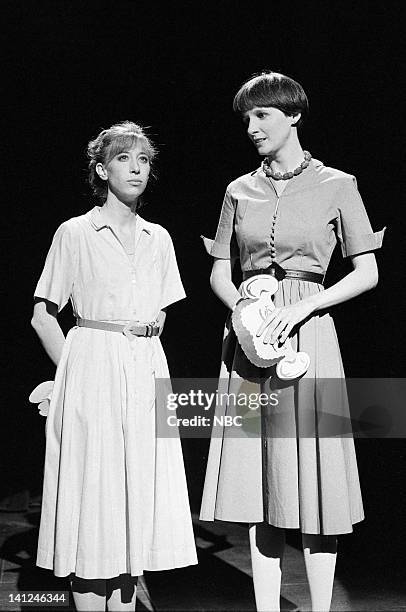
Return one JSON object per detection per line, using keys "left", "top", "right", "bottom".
{"left": 262, "top": 150, "right": 312, "bottom": 180}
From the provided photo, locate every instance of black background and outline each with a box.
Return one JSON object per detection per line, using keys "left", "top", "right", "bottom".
{"left": 2, "top": 0, "right": 405, "bottom": 580}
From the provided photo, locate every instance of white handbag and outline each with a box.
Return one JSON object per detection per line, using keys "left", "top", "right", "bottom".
{"left": 232, "top": 275, "right": 310, "bottom": 380}
{"left": 29, "top": 380, "right": 54, "bottom": 416}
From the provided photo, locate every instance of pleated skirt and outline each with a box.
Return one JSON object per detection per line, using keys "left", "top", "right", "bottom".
{"left": 200, "top": 279, "right": 364, "bottom": 534}
{"left": 36, "top": 326, "right": 197, "bottom": 578}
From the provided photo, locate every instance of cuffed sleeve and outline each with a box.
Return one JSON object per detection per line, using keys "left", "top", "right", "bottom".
{"left": 203, "top": 189, "right": 239, "bottom": 260}
{"left": 335, "top": 176, "right": 386, "bottom": 257}
{"left": 34, "top": 221, "right": 78, "bottom": 311}
{"left": 159, "top": 230, "right": 186, "bottom": 309}
{"left": 201, "top": 236, "right": 214, "bottom": 255}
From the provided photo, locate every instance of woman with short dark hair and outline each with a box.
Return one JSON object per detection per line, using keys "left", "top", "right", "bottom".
{"left": 200, "top": 71, "right": 385, "bottom": 611}
{"left": 31, "top": 121, "right": 197, "bottom": 611}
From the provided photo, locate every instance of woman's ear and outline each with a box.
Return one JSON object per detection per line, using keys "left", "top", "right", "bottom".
{"left": 95, "top": 162, "right": 108, "bottom": 181}
{"left": 290, "top": 112, "right": 301, "bottom": 127}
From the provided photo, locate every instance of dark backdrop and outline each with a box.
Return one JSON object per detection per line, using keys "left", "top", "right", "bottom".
{"left": 2, "top": 0, "right": 405, "bottom": 575}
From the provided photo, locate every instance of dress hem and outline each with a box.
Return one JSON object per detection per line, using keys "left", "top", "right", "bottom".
{"left": 36, "top": 551, "right": 198, "bottom": 579}
{"left": 199, "top": 514, "right": 365, "bottom": 535}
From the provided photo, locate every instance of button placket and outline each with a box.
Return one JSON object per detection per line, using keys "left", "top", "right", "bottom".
{"left": 269, "top": 197, "right": 281, "bottom": 263}
{"left": 127, "top": 262, "right": 137, "bottom": 323}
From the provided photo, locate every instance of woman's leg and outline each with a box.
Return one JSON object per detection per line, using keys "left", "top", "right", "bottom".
{"left": 249, "top": 522, "right": 286, "bottom": 612}
{"left": 302, "top": 534, "right": 337, "bottom": 612}
{"left": 106, "top": 574, "right": 138, "bottom": 611}
{"left": 69, "top": 576, "right": 106, "bottom": 611}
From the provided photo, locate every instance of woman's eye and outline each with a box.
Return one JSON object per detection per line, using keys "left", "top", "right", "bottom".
{"left": 139, "top": 156, "right": 149, "bottom": 164}
{"left": 117, "top": 154, "right": 129, "bottom": 161}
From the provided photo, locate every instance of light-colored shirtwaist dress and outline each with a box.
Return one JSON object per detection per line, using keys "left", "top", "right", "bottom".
{"left": 35, "top": 206, "right": 197, "bottom": 579}
{"left": 200, "top": 159, "right": 385, "bottom": 535}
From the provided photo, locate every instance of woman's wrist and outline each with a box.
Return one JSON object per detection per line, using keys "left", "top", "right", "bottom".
{"left": 304, "top": 293, "right": 323, "bottom": 314}
{"left": 231, "top": 297, "right": 245, "bottom": 311}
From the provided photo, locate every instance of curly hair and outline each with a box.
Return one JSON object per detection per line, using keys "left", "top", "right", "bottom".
{"left": 87, "top": 121, "right": 158, "bottom": 203}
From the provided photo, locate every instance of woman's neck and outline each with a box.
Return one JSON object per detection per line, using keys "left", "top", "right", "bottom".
{"left": 267, "top": 137, "right": 305, "bottom": 175}
{"left": 102, "top": 194, "right": 138, "bottom": 228}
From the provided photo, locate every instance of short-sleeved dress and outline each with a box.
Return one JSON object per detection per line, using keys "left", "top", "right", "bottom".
{"left": 200, "top": 159, "right": 385, "bottom": 535}
{"left": 35, "top": 206, "right": 198, "bottom": 579}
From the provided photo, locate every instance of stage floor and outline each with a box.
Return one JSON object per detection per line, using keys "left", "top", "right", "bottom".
{"left": 0, "top": 509, "right": 404, "bottom": 611}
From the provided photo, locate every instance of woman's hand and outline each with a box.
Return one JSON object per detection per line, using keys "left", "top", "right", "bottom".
{"left": 256, "top": 299, "right": 315, "bottom": 345}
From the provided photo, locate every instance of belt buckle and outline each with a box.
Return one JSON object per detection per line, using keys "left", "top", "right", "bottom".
{"left": 122, "top": 321, "right": 139, "bottom": 339}
{"left": 265, "top": 262, "right": 286, "bottom": 281}
{"left": 151, "top": 324, "right": 159, "bottom": 336}
{"left": 147, "top": 323, "right": 159, "bottom": 337}
{"left": 144, "top": 323, "right": 157, "bottom": 337}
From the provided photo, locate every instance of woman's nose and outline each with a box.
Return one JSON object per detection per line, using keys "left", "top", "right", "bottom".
{"left": 130, "top": 161, "right": 140, "bottom": 174}
{"left": 247, "top": 120, "right": 257, "bottom": 135}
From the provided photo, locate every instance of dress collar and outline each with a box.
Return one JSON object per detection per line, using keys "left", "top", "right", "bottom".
{"left": 88, "top": 206, "right": 151, "bottom": 234}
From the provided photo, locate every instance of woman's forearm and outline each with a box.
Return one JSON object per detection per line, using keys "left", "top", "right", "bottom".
{"left": 210, "top": 272, "right": 241, "bottom": 311}
{"left": 31, "top": 309, "right": 66, "bottom": 367}
{"left": 156, "top": 309, "right": 167, "bottom": 336}
{"left": 306, "top": 265, "right": 378, "bottom": 314}
{"left": 255, "top": 255, "right": 379, "bottom": 345}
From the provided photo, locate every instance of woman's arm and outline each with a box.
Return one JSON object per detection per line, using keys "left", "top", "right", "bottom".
{"left": 210, "top": 258, "right": 242, "bottom": 311}
{"left": 156, "top": 308, "right": 167, "bottom": 336}
{"left": 260, "top": 252, "right": 379, "bottom": 344}
{"left": 31, "top": 299, "right": 66, "bottom": 366}
{"left": 306, "top": 251, "right": 378, "bottom": 311}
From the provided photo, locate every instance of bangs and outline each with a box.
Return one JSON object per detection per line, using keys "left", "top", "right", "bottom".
{"left": 87, "top": 120, "right": 159, "bottom": 201}
{"left": 105, "top": 133, "right": 156, "bottom": 164}
{"left": 232, "top": 72, "right": 308, "bottom": 123}
{"left": 233, "top": 80, "right": 285, "bottom": 114}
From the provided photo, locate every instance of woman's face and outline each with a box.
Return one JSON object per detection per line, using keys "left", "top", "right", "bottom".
{"left": 97, "top": 143, "right": 151, "bottom": 203}
{"left": 243, "top": 106, "right": 297, "bottom": 157}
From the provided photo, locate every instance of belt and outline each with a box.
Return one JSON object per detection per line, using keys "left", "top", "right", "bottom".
{"left": 243, "top": 268, "right": 324, "bottom": 284}
{"left": 76, "top": 318, "right": 160, "bottom": 338}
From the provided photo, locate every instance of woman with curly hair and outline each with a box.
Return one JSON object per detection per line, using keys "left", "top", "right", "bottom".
{"left": 31, "top": 121, "right": 197, "bottom": 610}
